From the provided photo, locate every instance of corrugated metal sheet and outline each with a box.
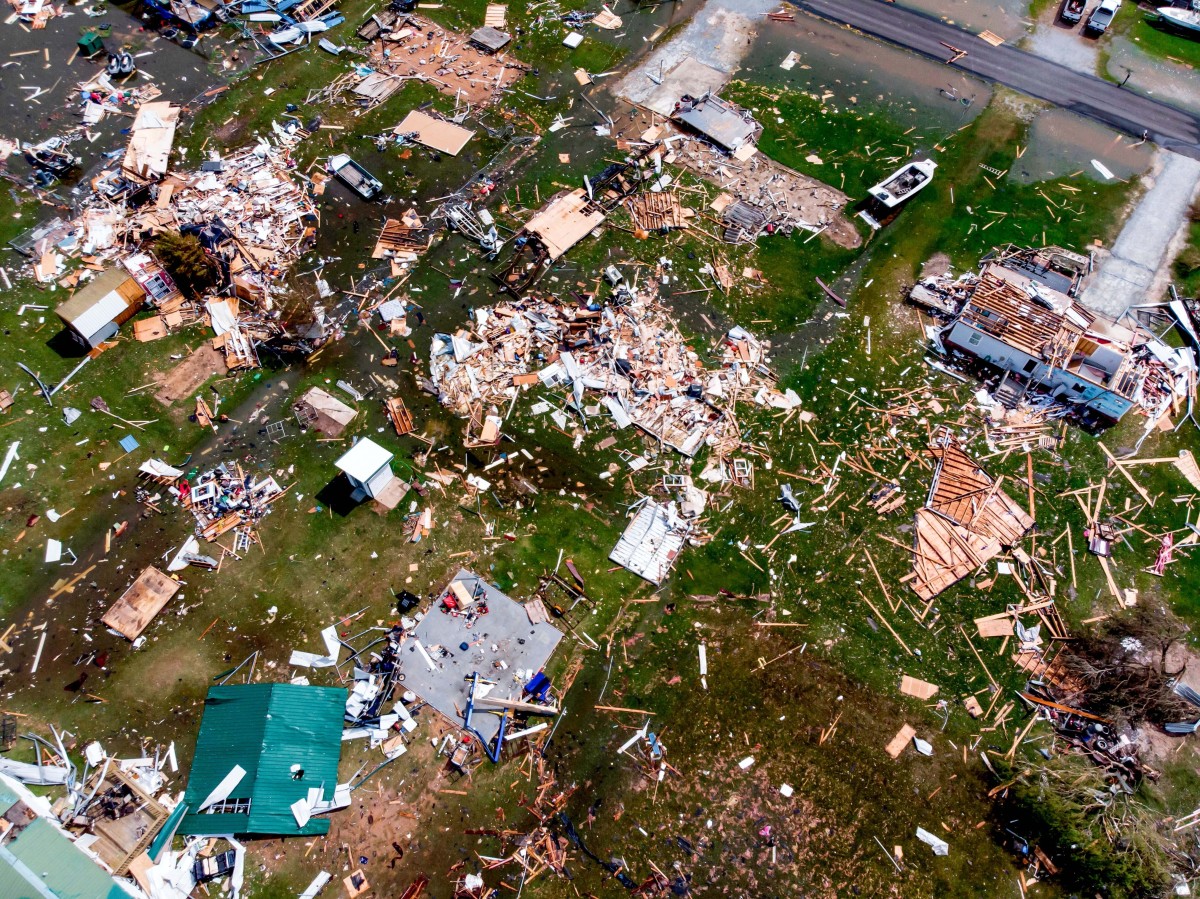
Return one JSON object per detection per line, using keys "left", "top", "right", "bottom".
{"left": 179, "top": 684, "right": 345, "bottom": 837}
{"left": 0, "top": 817, "right": 135, "bottom": 899}
{"left": 675, "top": 95, "right": 757, "bottom": 151}
{"left": 609, "top": 501, "right": 687, "bottom": 585}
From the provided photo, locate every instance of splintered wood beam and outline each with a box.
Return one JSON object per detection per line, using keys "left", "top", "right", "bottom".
{"left": 863, "top": 546, "right": 895, "bottom": 612}
{"left": 1025, "top": 454, "right": 1036, "bottom": 520}
{"left": 1097, "top": 442, "right": 1155, "bottom": 508}
{"left": 958, "top": 624, "right": 997, "bottom": 688}
{"left": 858, "top": 590, "right": 914, "bottom": 656}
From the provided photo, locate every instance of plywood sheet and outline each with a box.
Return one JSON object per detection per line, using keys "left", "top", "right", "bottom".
{"left": 394, "top": 110, "right": 475, "bottom": 156}
{"left": 133, "top": 316, "right": 168, "bottom": 342}
{"left": 885, "top": 724, "right": 917, "bottom": 759}
{"left": 102, "top": 566, "right": 180, "bottom": 640}
{"left": 975, "top": 613, "right": 1015, "bottom": 638}
{"left": 899, "top": 675, "right": 939, "bottom": 700}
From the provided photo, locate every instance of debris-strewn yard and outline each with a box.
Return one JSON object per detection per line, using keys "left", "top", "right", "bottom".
{"left": 2, "top": 0, "right": 1200, "bottom": 897}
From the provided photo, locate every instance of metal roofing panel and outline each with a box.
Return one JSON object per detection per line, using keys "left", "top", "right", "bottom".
{"left": 3, "top": 818, "right": 135, "bottom": 899}
{"left": 609, "top": 501, "right": 686, "bottom": 585}
{"left": 179, "top": 684, "right": 345, "bottom": 837}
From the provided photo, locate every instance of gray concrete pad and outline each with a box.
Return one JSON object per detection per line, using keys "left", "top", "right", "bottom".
{"left": 1080, "top": 152, "right": 1200, "bottom": 319}
{"left": 402, "top": 570, "right": 562, "bottom": 743}
{"left": 614, "top": 0, "right": 778, "bottom": 114}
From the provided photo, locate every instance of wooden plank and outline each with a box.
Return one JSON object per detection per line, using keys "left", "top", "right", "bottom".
{"left": 1097, "top": 442, "right": 1154, "bottom": 507}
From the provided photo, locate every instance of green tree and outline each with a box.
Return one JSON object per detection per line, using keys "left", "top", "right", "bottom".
{"left": 153, "top": 231, "right": 216, "bottom": 298}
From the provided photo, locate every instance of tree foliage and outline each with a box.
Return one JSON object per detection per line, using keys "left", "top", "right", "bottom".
{"left": 994, "top": 754, "right": 1174, "bottom": 898}
{"left": 1060, "top": 604, "right": 1193, "bottom": 728}
{"left": 153, "top": 231, "right": 216, "bottom": 297}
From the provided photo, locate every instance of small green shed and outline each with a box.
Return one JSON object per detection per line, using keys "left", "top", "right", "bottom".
{"left": 78, "top": 32, "right": 105, "bottom": 58}
{"left": 179, "top": 683, "right": 346, "bottom": 838}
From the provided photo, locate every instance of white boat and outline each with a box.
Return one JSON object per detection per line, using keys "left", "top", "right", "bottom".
{"left": 1155, "top": 6, "right": 1200, "bottom": 36}
{"left": 329, "top": 154, "right": 383, "bottom": 200}
{"left": 867, "top": 159, "right": 937, "bottom": 209}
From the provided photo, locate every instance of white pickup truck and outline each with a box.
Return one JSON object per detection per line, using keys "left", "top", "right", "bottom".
{"left": 1085, "top": 0, "right": 1121, "bottom": 34}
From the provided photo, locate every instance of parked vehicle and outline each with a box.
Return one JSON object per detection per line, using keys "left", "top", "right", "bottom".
{"left": 1085, "top": 0, "right": 1120, "bottom": 34}
{"left": 1060, "top": 0, "right": 1086, "bottom": 24}
{"left": 1153, "top": 5, "right": 1200, "bottom": 38}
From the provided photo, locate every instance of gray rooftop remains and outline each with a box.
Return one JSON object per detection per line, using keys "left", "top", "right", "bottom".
{"left": 673, "top": 93, "right": 758, "bottom": 152}
{"left": 403, "top": 570, "right": 562, "bottom": 742}
{"left": 469, "top": 25, "right": 511, "bottom": 53}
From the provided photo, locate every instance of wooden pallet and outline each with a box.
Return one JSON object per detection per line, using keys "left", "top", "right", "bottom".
{"left": 385, "top": 396, "right": 414, "bottom": 436}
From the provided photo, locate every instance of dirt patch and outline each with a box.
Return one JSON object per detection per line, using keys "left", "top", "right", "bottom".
{"left": 919, "top": 252, "right": 952, "bottom": 279}
{"left": 614, "top": 0, "right": 779, "bottom": 114}
{"left": 153, "top": 343, "right": 227, "bottom": 406}
{"left": 366, "top": 14, "right": 527, "bottom": 109}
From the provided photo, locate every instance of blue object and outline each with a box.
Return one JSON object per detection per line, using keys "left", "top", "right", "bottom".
{"left": 524, "top": 671, "right": 550, "bottom": 701}
{"left": 119, "top": 434, "right": 139, "bottom": 453}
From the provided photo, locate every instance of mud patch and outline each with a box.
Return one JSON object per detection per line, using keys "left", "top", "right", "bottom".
{"left": 154, "top": 343, "right": 227, "bottom": 406}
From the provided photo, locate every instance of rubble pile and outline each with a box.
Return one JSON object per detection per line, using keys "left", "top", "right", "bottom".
{"left": 335, "top": 12, "right": 527, "bottom": 109}
{"left": 138, "top": 459, "right": 286, "bottom": 566}
{"left": 429, "top": 290, "right": 799, "bottom": 457}
{"left": 70, "top": 127, "right": 318, "bottom": 310}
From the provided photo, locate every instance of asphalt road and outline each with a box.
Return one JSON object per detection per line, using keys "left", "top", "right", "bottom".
{"left": 795, "top": 0, "right": 1200, "bottom": 159}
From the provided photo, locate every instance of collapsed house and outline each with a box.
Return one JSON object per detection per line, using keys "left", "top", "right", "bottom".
{"left": 344, "top": 14, "right": 525, "bottom": 109}
{"left": 671, "top": 92, "right": 761, "bottom": 154}
{"left": 910, "top": 434, "right": 1036, "bottom": 602}
{"left": 429, "top": 292, "right": 797, "bottom": 458}
{"left": 521, "top": 189, "right": 606, "bottom": 262}
{"left": 490, "top": 154, "right": 651, "bottom": 291}
{"left": 922, "top": 246, "right": 1197, "bottom": 427}
{"left": 179, "top": 684, "right": 347, "bottom": 838}
{"left": 74, "top": 131, "right": 318, "bottom": 311}
{"left": 402, "top": 571, "right": 563, "bottom": 750}
{"left": 0, "top": 771, "right": 146, "bottom": 899}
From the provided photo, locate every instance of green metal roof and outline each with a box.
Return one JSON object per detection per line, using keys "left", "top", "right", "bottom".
{"left": 179, "top": 683, "right": 346, "bottom": 838}
{"left": 0, "top": 815, "right": 136, "bottom": 899}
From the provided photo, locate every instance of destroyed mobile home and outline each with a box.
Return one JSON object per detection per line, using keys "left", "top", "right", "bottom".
{"left": 917, "top": 246, "right": 1197, "bottom": 430}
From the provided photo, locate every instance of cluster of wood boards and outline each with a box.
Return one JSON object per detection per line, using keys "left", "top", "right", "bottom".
{"left": 363, "top": 14, "right": 527, "bottom": 108}
{"left": 910, "top": 437, "right": 1035, "bottom": 601}
{"left": 429, "top": 293, "right": 786, "bottom": 459}
{"left": 71, "top": 135, "right": 318, "bottom": 309}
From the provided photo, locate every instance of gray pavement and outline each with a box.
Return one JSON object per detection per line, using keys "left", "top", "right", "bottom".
{"left": 403, "top": 571, "right": 562, "bottom": 743}
{"left": 796, "top": 0, "right": 1200, "bottom": 157}
{"left": 615, "top": 0, "right": 778, "bottom": 114}
{"left": 1081, "top": 153, "right": 1200, "bottom": 318}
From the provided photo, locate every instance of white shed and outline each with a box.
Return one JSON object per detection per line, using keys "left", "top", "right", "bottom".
{"left": 335, "top": 437, "right": 394, "bottom": 500}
